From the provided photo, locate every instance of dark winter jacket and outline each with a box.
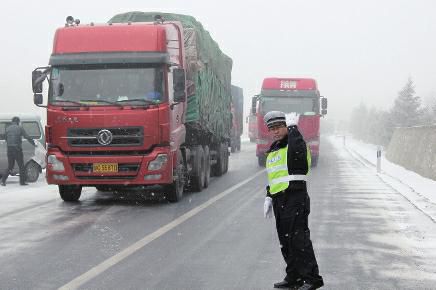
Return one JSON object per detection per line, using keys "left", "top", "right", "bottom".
{"left": 4, "top": 124, "right": 35, "bottom": 148}
{"left": 266, "top": 125, "right": 309, "bottom": 197}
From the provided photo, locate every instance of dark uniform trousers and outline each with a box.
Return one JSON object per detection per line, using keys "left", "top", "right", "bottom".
{"left": 2, "top": 147, "right": 26, "bottom": 184}
{"left": 272, "top": 182, "right": 323, "bottom": 285}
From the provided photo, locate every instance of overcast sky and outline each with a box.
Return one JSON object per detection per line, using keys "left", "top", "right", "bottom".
{"left": 1, "top": 0, "right": 435, "bottom": 123}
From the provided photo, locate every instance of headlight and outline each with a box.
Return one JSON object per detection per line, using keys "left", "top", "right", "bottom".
{"left": 307, "top": 140, "right": 320, "bottom": 147}
{"left": 47, "top": 155, "right": 65, "bottom": 171}
{"left": 256, "top": 139, "right": 269, "bottom": 145}
{"left": 144, "top": 174, "right": 162, "bottom": 180}
{"left": 53, "top": 174, "right": 69, "bottom": 181}
{"left": 148, "top": 154, "right": 168, "bottom": 171}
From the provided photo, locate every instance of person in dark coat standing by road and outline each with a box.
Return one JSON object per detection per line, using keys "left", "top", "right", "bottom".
{"left": 263, "top": 111, "right": 323, "bottom": 290}
{"left": 1, "top": 116, "right": 36, "bottom": 186}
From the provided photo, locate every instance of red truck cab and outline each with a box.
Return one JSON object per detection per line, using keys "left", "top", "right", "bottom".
{"left": 32, "top": 20, "right": 189, "bottom": 201}
{"left": 253, "top": 78, "right": 327, "bottom": 167}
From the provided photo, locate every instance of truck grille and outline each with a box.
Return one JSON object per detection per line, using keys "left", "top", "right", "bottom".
{"left": 67, "top": 127, "right": 143, "bottom": 147}
{"left": 65, "top": 150, "right": 150, "bottom": 156}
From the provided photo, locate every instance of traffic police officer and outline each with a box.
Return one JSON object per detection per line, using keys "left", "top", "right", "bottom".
{"left": 1, "top": 116, "right": 36, "bottom": 186}
{"left": 263, "top": 111, "right": 323, "bottom": 290}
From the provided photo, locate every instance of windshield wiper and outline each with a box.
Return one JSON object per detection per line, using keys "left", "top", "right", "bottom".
{"left": 51, "top": 100, "right": 89, "bottom": 107}
{"left": 81, "top": 99, "right": 123, "bottom": 107}
{"left": 116, "top": 99, "right": 156, "bottom": 105}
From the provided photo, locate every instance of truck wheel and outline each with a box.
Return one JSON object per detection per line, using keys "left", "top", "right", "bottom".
{"left": 258, "top": 156, "right": 266, "bottom": 167}
{"left": 236, "top": 136, "right": 241, "bottom": 151}
{"left": 166, "top": 150, "right": 185, "bottom": 202}
{"left": 190, "top": 146, "right": 205, "bottom": 192}
{"left": 59, "top": 185, "right": 82, "bottom": 202}
{"left": 223, "top": 143, "right": 229, "bottom": 174}
{"left": 230, "top": 142, "right": 236, "bottom": 153}
{"left": 25, "top": 161, "right": 41, "bottom": 183}
{"left": 203, "top": 145, "right": 211, "bottom": 188}
{"left": 211, "top": 144, "right": 223, "bottom": 177}
{"left": 311, "top": 155, "right": 319, "bottom": 167}
{"left": 96, "top": 185, "right": 112, "bottom": 192}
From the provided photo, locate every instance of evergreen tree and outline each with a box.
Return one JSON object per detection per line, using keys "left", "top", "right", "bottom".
{"left": 390, "top": 77, "right": 424, "bottom": 127}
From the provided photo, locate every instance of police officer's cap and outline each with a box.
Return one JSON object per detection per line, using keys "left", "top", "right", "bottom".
{"left": 264, "top": 111, "right": 286, "bottom": 129}
{"left": 12, "top": 116, "right": 20, "bottom": 124}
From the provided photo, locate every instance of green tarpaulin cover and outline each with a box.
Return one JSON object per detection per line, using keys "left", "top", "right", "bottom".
{"left": 109, "top": 12, "right": 233, "bottom": 141}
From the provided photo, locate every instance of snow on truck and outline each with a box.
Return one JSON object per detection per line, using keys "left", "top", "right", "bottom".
{"left": 252, "top": 78, "right": 327, "bottom": 167}
{"left": 31, "top": 12, "right": 233, "bottom": 202}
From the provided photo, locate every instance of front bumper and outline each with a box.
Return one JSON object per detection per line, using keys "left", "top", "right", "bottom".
{"left": 46, "top": 147, "right": 173, "bottom": 186}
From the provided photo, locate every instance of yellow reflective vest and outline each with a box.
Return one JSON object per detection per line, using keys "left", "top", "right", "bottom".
{"left": 266, "top": 145, "right": 311, "bottom": 195}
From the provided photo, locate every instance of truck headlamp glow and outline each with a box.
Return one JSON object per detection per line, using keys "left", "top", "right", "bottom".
{"left": 256, "top": 139, "right": 269, "bottom": 145}
{"left": 144, "top": 174, "right": 162, "bottom": 180}
{"left": 307, "top": 140, "right": 320, "bottom": 147}
{"left": 147, "top": 154, "right": 168, "bottom": 171}
{"left": 47, "top": 155, "right": 65, "bottom": 171}
{"left": 53, "top": 174, "right": 69, "bottom": 181}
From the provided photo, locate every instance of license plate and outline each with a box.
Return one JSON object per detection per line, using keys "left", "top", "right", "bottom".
{"left": 93, "top": 163, "right": 118, "bottom": 173}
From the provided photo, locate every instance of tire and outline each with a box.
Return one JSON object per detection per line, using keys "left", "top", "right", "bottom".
{"left": 166, "top": 150, "right": 185, "bottom": 202}
{"left": 230, "top": 142, "right": 236, "bottom": 153}
{"left": 96, "top": 185, "right": 112, "bottom": 192}
{"left": 59, "top": 185, "right": 82, "bottom": 202}
{"left": 211, "top": 144, "right": 223, "bottom": 177}
{"left": 236, "top": 136, "right": 241, "bottom": 151}
{"left": 25, "top": 161, "right": 41, "bottom": 183}
{"left": 223, "top": 143, "right": 229, "bottom": 174}
{"left": 203, "top": 145, "right": 211, "bottom": 188}
{"left": 258, "top": 155, "right": 266, "bottom": 167}
{"left": 190, "top": 145, "right": 205, "bottom": 192}
{"left": 311, "top": 155, "right": 318, "bottom": 168}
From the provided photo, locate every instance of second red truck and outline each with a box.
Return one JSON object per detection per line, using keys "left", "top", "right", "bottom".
{"left": 250, "top": 77, "right": 327, "bottom": 167}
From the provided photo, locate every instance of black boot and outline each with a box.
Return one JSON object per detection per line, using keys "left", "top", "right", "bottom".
{"left": 297, "top": 280, "right": 324, "bottom": 290}
{"left": 274, "top": 279, "right": 303, "bottom": 289}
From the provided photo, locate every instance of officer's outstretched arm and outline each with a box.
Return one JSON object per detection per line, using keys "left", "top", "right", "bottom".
{"left": 287, "top": 125, "right": 309, "bottom": 173}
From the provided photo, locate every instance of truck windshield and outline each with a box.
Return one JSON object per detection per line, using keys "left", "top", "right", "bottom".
{"left": 48, "top": 66, "right": 165, "bottom": 106}
{"left": 260, "top": 96, "right": 319, "bottom": 115}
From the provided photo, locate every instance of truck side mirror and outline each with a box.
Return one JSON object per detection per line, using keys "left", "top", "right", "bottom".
{"left": 321, "top": 109, "right": 327, "bottom": 115}
{"left": 321, "top": 97, "right": 328, "bottom": 110}
{"left": 34, "top": 93, "right": 43, "bottom": 105}
{"left": 173, "top": 68, "right": 186, "bottom": 102}
{"left": 32, "top": 70, "right": 44, "bottom": 94}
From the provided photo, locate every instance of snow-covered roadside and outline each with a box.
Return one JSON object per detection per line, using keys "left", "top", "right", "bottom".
{"left": 0, "top": 174, "right": 95, "bottom": 218}
{"left": 328, "top": 135, "right": 436, "bottom": 222}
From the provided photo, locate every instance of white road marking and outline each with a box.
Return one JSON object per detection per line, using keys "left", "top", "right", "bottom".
{"left": 59, "top": 169, "right": 266, "bottom": 290}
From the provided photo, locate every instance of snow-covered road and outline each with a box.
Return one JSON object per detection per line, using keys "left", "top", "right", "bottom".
{"left": 0, "top": 137, "right": 435, "bottom": 289}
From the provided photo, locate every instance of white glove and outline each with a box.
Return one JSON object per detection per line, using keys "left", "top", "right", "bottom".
{"left": 285, "top": 112, "right": 300, "bottom": 126}
{"left": 264, "top": 197, "right": 273, "bottom": 219}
